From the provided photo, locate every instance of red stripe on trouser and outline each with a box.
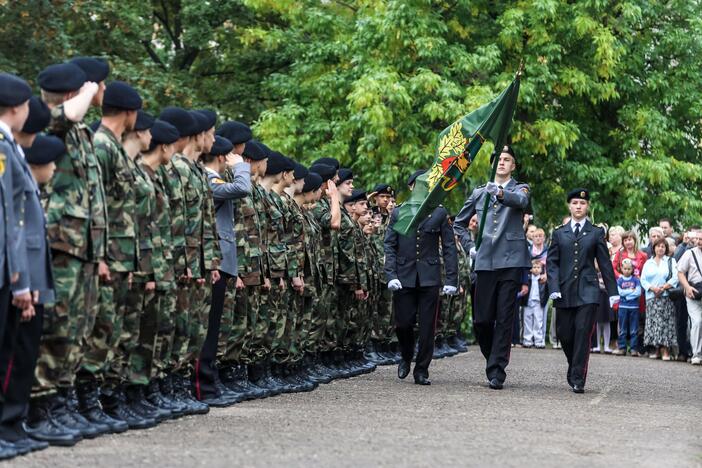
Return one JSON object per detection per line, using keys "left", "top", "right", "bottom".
{"left": 195, "top": 358, "right": 201, "bottom": 400}
{"left": 2, "top": 356, "right": 13, "bottom": 394}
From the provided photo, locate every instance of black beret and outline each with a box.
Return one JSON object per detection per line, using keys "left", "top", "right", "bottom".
{"left": 490, "top": 144, "right": 517, "bottom": 165}
{"left": 216, "top": 121, "right": 252, "bottom": 145}
{"left": 345, "top": 188, "right": 367, "bottom": 204}
{"left": 281, "top": 155, "right": 295, "bottom": 172}
{"left": 150, "top": 120, "right": 180, "bottom": 146}
{"left": 309, "top": 163, "right": 336, "bottom": 182}
{"left": 89, "top": 120, "right": 101, "bottom": 133}
{"left": 265, "top": 151, "right": 286, "bottom": 175}
{"left": 209, "top": 136, "right": 234, "bottom": 156}
{"left": 337, "top": 168, "right": 353, "bottom": 184}
{"left": 38, "top": 63, "right": 86, "bottom": 93}
{"left": 134, "top": 110, "right": 155, "bottom": 131}
{"left": 293, "top": 163, "right": 308, "bottom": 180}
{"left": 103, "top": 81, "right": 142, "bottom": 110}
{"left": 69, "top": 57, "right": 110, "bottom": 82}
{"left": 370, "top": 183, "right": 394, "bottom": 197}
{"left": 257, "top": 141, "right": 273, "bottom": 157}
{"left": 0, "top": 73, "right": 32, "bottom": 107}
{"left": 159, "top": 106, "right": 198, "bottom": 137}
{"left": 567, "top": 188, "right": 590, "bottom": 202}
{"left": 312, "top": 157, "right": 340, "bottom": 170}
{"left": 189, "top": 110, "right": 210, "bottom": 134}
{"left": 195, "top": 109, "right": 217, "bottom": 130}
{"left": 21, "top": 96, "right": 51, "bottom": 134}
{"left": 242, "top": 139, "right": 268, "bottom": 161}
{"left": 407, "top": 169, "right": 426, "bottom": 187}
{"left": 302, "top": 173, "right": 323, "bottom": 193}
{"left": 24, "top": 134, "right": 66, "bottom": 165}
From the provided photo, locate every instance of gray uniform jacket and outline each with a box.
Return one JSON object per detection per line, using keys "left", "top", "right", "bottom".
{"left": 17, "top": 146, "right": 54, "bottom": 304}
{"left": 547, "top": 220, "right": 617, "bottom": 308}
{"left": 206, "top": 163, "right": 251, "bottom": 277}
{"left": 0, "top": 126, "right": 28, "bottom": 292}
{"left": 0, "top": 133, "right": 17, "bottom": 290}
{"left": 384, "top": 205, "right": 458, "bottom": 288}
{"left": 453, "top": 179, "right": 531, "bottom": 272}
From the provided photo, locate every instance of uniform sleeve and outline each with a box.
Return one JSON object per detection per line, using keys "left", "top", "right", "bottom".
{"left": 47, "top": 105, "right": 74, "bottom": 138}
{"left": 500, "top": 182, "right": 530, "bottom": 209}
{"left": 8, "top": 150, "right": 29, "bottom": 292}
{"left": 440, "top": 211, "right": 458, "bottom": 288}
{"left": 454, "top": 188, "right": 477, "bottom": 254}
{"left": 209, "top": 163, "right": 251, "bottom": 201}
{"left": 546, "top": 230, "right": 561, "bottom": 295}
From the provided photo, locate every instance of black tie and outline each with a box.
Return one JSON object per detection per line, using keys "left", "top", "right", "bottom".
{"left": 574, "top": 223, "right": 581, "bottom": 237}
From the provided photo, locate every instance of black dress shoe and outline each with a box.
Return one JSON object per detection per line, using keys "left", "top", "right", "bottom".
{"left": 413, "top": 375, "right": 431, "bottom": 385}
{"left": 572, "top": 384, "right": 585, "bottom": 394}
{"left": 397, "top": 361, "right": 410, "bottom": 379}
{"left": 488, "top": 378, "right": 504, "bottom": 390}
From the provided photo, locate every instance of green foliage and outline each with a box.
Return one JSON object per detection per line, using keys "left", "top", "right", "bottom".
{"left": 2, "top": 0, "right": 701, "bottom": 231}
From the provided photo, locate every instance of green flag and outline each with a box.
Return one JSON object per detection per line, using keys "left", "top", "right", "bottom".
{"left": 392, "top": 76, "right": 521, "bottom": 235}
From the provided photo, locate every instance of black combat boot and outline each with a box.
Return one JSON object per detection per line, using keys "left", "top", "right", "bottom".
{"left": 173, "top": 375, "right": 209, "bottom": 415}
{"left": 52, "top": 387, "right": 102, "bottom": 439}
{"left": 447, "top": 335, "right": 468, "bottom": 353}
{"left": 158, "top": 375, "right": 188, "bottom": 417}
{"left": 218, "top": 365, "right": 253, "bottom": 400}
{"left": 248, "top": 361, "right": 282, "bottom": 396}
{"left": 76, "top": 378, "right": 128, "bottom": 434}
{"left": 232, "top": 364, "right": 269, "bottom": 400}
{"left": 101, "top": 385, "right": 157, "bottom": 430}
{"left": 24, "top": 395, "right": 82, "bottom": 447}
{"left": 128, "top": 384, "right": 172, "bottom": 422}
{"left": 146, "top": 379, "right": 183, "bottom": 418}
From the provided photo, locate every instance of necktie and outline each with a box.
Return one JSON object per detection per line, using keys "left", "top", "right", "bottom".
{"left": 574, "top": 223, "right": 581, "bottom": 237}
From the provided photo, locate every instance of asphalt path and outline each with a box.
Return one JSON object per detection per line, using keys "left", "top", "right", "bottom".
{"left": 14, "top": 348, "right": 702, "bottom": 467}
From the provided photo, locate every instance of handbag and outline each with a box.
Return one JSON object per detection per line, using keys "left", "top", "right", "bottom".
{"left": 689, "top": 250, "right": 702, "bottom": 301}
{"left": 666, "top": 257, "right": 685, "bottom": 300}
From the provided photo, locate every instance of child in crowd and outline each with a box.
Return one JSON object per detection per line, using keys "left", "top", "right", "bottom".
{"left": 521, "top": 260, "right": 548, "bottom": 348}
{"left": 614, "top": 259, "right": 642, "bottom": 355}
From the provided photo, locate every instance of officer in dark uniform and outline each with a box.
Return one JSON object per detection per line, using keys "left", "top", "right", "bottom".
{"left": 454, "top": 146, "right": 530, "bottom": 390}
{"left": 547, "top": 189, "right": 618, "bottom": 393}
{"left": 384, "top": 169, "right": 458, "bottom": 385}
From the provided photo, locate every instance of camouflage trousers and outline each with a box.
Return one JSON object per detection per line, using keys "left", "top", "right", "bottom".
{"left": 371, "top": 287, "right": 395, "bottom": 344}
{"left": 80, "top": 272, "right": 130, "bottom": 380}
{"left": 267, "top": 280, "right": 289, "bottom": 365}
{"left": 105, "top": 278, "right": 146, "bottom": 386}
{"left": 128, "top": 287, "right": 160, "bottom": 385}
{"left": 35, "top": 253, "right": 98, "bottom": 394}
{"left": 449, "top": 287, "right": 468, "bottom": 335}
{"left": 436, "top": 295, "right": 452, "bottom": 339}
{"left": 171, "top": 282, "right": 191, "bottom": 372}
{"left": 301, "top": 280, "right": 323, "bottom": 354}
{"left": 336, "top": 286, "right": 358, "bottom": 350}
{"left": 153, "top": 286, "right": 177, "bottom": 379}
{"left": 359, "top": 291, "right": 374, "bottom": 346}
{"left": 282, "top": 289, "right": 303, "bottom": 363}
{"left": 237, "top": 285, "right": 268, "bottom": 364}
{"left": 321, "top": 284, "right": 338, "bottom": 351}
{"left": 216, "top": 276, "right": 240, "bottom": 364}
{"left": 184, "top": 272, "right": 212, "bottom": 374}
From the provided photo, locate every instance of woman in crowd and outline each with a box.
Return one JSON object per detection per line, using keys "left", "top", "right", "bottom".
{"left": 608, "top": 225, "right": 625, "bottom": 259}
{"left": 640, "top": 238, "right": 679, "bottom": 360}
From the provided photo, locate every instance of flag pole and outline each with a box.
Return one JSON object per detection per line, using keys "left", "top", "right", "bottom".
{"left": 475, "top": 62, "right": 524, "bottom": 249}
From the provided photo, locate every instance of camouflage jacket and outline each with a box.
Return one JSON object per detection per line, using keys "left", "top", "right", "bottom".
{"left": 160, "top": 159, "right": 188, "bottom": 279}
{"left": 282, "top": 192, "right": 304, "bottom": 279}
{"left": 45, "top": 105, "right": 107, "bottom": 262}
{"left": 197, "top": 161, "right": 220, "bottom": 272}
{"left": 371, "top": 230, "right": 387, "bottom": 283}
{"left": 337, "top": 205, "right": 364, "bottom": 289}
{"left": 171, "top": 155, "right": 204, "bottom": 278}
{"left": 132, "top": 160, "right": 163, "bottom": 282}
{"left": 301, "top": 209, "right": 323, "bottom": 293}
{"left": 311, "top": 197, "right": 337, "bottom": 285}
{"left": 234, "top": 185, "right": 264, "bottom": 286}
{"left": 262, "top": 188, "right": 287, "bottom": 279}
{"left": 93, "top": 125, "right": 137, "bottom": 272}
{"left": 141, "top": 161, "right": 175, "bottom": 290}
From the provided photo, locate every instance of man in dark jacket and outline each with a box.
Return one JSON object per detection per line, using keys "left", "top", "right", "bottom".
{"left": 384, "top": 170, "right": 458, "bottom": 385}
{"left": 547, "top": 188, "right": 618, "bottom": 393}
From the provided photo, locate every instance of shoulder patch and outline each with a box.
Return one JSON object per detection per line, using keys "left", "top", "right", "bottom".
{"left": 521, "top": 187, "right": 529, "bottom": 194}
{"left": 0, "top": 133, "right": 4, "bottom": 140}
{"left": 213, "top": 178, "right": 225, "bottom": 184}
{"left": 0, "top": 153, "right": 5, "bottom": 175}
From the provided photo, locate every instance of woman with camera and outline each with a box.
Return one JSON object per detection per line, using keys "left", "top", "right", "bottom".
{"left": 676, "top": 240, "right": 702, "bottom": 365}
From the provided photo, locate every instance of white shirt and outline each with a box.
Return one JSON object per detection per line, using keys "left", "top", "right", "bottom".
{"left": 570, "top": 217, "right": 588, "bottom": 233}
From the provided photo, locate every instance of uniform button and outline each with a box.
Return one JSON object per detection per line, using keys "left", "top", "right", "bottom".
{"left": 428, "top": 214, "right": 432, "bottom": 218}
{"left": 574, "top": 266, "right": 578, "bottom": 270}
{"left": 574, "top": 274, "right": 578, "bottom": 278}
{"left": 574, "top": 242, "right": 579, "bottom": 246}
{"left": 493, "top": 220, "right": 498, "bottom": 224}
{"left": 574, "top": 259, "right": 578, "bottom": 263}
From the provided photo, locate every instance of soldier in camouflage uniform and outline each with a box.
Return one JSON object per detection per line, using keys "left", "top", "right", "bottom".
{"left": 29, "top": 63, "right": 109, "bottom": 440}
{"left": 336, "top": 170, "right": 373, "bottom": 373}
{"left": 217, "top": 138, "right": 271, "bottom": 397}
{"left": 448, "top": 235, "right": 471, "bottom": 350}
{"left": 158, "top": 107, "right": 207, "bottom": 414}
{"left": 136, "top": 120, "right": 184, "bottom": 414}
{"left": 309, "top": 163, "right": 341, "bottom": 368}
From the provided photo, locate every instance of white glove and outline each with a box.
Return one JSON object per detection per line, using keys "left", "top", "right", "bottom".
{"left": 388, "top": 279, "right": 402, "bottom": 291}
{"left": 442, "top": 285, "right": 458, "bottom": 296}
{"left": 549, "top": 292, "right": 562, "bottom": 301}
{"left": 609, "top": 296, "right": 620, "bottom": 308}
{"left": 469, "top": 247, "right": 477, "bottom": 258}
{"left": 485, "top": 181, "right": 500, "bottom": 196}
